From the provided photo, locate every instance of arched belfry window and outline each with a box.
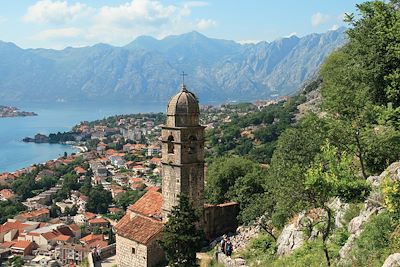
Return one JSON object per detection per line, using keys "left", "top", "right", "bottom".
{"left": 167, "top": 135, "right": 174, "bottom": 154}
{"left": 188, "top": 136, "right": 197, "bottom": 154}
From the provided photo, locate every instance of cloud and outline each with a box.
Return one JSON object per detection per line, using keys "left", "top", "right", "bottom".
{"left": 96, "top": 0, "right": 179, "bottom": 28}
{"left": 196, "top": 19, "right": 216, "bottom": 30}
{"left": 86, "top": 0, "right": 212, "bottom": 44}
{"left": 330, "top": 24, "right": 339, "bottom": 31}
{"left": 33, "top": 27, "right": 84, "bottom": 40}
{"left": 237, "top": 40, "right": 261, "bottom": 45}
{"left": 311, "top": 12, "right": 330, "bottom": 27}
{"left": 22, "top": 0, "right": 213, "bottom": 47}
{"left": 284, "top": 32, "right": 297, "bottom": 38}
{"left": 0, "top": 16, "right": 6, "bottom": 23}
{"left": 24, "top": 0, "right": 90, "bottom": 24}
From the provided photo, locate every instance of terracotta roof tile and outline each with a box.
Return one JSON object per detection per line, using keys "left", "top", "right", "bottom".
{"left": 115, "top": 214, "right": 163, "bottom": 245}
{"left": 88, "top": 218, "right": 109, "bottom": 224}
{"left": 41, "top": 231, "right": 58, "bottom": 240}
{"left": 12, "top": 240, "right": 35, "bottom": 249}
{"left": 83, "top": 212, "right": 97, "bottom": 220}
{"left": 68, "top": 223, "right": 80, "bottom": 232}
{"left": 145, "top": 186, "right": 161, "bottom": 192}
{"left": 87, "top": 239, "right": 108, "bottom": 249}
{"left": 128, "top": 191, "right": 163, "bottom": 217}
{"left": 55, "top": 234, "right": 72, "bottom": 242}
{"left": 80, "top": 234, "right": 104, "bottom": 243}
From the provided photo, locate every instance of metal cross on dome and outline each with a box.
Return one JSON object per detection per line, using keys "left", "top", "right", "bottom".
{"left": 181, "top": 71, "right": 188, "bottom": 85}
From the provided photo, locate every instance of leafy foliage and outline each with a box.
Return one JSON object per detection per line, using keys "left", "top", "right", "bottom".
{"left": 86, "top": 185, "right": 113, "bottom": 214}
{"left": 349, "top": 212, "right": 398, "bottom": 267}
{"left": 159, "top": 195, "right": 204, "bottom": 267}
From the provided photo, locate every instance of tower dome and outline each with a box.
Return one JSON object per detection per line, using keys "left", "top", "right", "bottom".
{"left": 166, "top": 84, "right": 200, "bottom": 127}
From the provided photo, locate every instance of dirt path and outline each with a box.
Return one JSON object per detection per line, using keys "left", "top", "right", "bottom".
{"left": 197, "top": 252, "right": 213, "bottom": 267}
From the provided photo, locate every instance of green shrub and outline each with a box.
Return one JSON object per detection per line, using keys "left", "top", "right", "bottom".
{"left": 271, "top": 240, "right": 340, "bottom": 267}
{"left": 349, "top": 212, "right": 395, "bottom": 266}
{"left": 240, "top": 233, "right": 277, "bottom": 265}
{"left": 342, "top": 203, "right": 362, "bottom": 225}
{"left": 334, "top": 227, "right": 350, "bottom": 247}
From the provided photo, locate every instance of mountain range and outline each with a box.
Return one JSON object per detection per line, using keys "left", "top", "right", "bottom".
{"left": 0, "top": 28, "right": 347, "bottom": 103}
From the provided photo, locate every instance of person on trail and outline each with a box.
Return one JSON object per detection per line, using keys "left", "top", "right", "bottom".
{"left": 225, "top": 238, "right": 233, "bottom": 257}
{"left": 220, "top": 234, "right": 227, "bottom": 254}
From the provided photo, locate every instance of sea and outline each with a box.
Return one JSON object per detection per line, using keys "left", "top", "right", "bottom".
{"left": 0, "top": 101, "right": 165, "bottom": 173}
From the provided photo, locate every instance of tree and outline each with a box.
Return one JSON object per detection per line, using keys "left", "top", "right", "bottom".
{"left": 50, "top": 204, "right": 61, "bottom": 218}
{"left": 116, "top": 190, "right": 143, "bottom": 209}
{"left": 62, "top": 173, "right": 80, "bottom": 196}
{"left": 304, "top": 141, "right": 370, "bottom": 266}
{"left": 228, "top": 169, "right": 267, "bottom": 224}
{"left": 205, "top": 156, "right": 259, "bottom": 204}
{"left": 159, "top": 195, "right": 204, "bottom": 267}
{"left": 320, "top": 0, "right": 400, "bottom": 177}
{"left": 86, "top": 185, "right": 112, "bottom": 214}
{"left": 9, "top": 256, "right": 24, "bottom": 267}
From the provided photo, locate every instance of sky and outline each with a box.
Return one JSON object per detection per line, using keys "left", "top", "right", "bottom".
{"left": 0, "top": 0, "right": 365, "bottom": 49}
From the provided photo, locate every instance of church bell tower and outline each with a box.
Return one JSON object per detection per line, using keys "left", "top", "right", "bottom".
{"left": 161, "top": 81, "right": 205, "bottom": 223}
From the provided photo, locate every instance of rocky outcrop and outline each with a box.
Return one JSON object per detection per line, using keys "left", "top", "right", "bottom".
{"left": 338, "top": 204, "right": 382, "bottom": 261}
{"left": 329, "top": 197, "right": 349, "bottom": 228}
{"left": 338, "top": 162, "right": 400, "bottom": 263}
{"left": 368, "top": 162, "right": 400, "bottom": 186}
{"left": 276, "top": 209, "right": 324, "bottom": 256}
{"left": 229, "top": 225, "right": 262, "bottom": 252}
{"left": 383, "top": 253, "right": 400, "bottom": 267}
{"left": 215, "top": 252, "right": 248, "bottom": 267}
{"left": 276, "top": 222, "right": 305, "bottom": 256}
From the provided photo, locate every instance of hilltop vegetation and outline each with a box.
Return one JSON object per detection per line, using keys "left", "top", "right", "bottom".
{"left": 205, "top": 1, "right": 400, "bottom": 266}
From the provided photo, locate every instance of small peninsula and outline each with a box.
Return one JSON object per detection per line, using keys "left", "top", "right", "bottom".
{"left": 0, "top": 105, "right": 37, "bottom": 118}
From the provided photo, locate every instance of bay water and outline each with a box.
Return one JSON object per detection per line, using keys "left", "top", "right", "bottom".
{"left": 0, "top": 101, "right": 164, "bottom": 173}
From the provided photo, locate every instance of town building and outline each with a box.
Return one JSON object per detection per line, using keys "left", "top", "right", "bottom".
{"left": 115, "top": 84, "right": 239, "bottom": 267}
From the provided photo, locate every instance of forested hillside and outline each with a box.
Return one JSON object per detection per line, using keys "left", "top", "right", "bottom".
{"left": 205, "top": 1, "right": 400, "bottom": 266}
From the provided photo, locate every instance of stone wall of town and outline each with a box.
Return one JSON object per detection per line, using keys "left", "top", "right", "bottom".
{"left": 116, "top": 235, "right": 147, "bottom": 267}
{"left": 204, "top": 203, "right": 239, "bottom": 239}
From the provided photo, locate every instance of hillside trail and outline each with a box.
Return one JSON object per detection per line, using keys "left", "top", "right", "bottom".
{"left": 197, "top": 252, "right": 213, "bottom": 267}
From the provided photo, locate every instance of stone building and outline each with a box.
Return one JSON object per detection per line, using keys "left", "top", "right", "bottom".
{"left": 115, "top": 84, "right": 238, "bottom": 267}
{"left": 161, "top": 84, "right": 205, "bottom": 222}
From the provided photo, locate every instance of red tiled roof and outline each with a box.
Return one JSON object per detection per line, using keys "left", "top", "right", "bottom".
{"left": 87, "top": 239, "right": 108, "bottom": 249}
{"left": 0, "top": 241, "right": 15, "bottom": 248}
{"left": 108, "top": 207, "right": 122, "bottom": 213}
{"left": 83, "top": 212, "right": 97, "bottom": 220}
{"left": 74, "top": 166, "right": 87, "bottom": 174}
{"left": 0, "top": 221, "right": 31, "bottom": 233}
{"left": 130, "top": 177, "right": 142, "bottom": 183}
{"left": 145, "top": 186, "right": 161, "bottom": 192}
{"left": 128, "top": 191, "right": 163, "bottom": 217}
{"left": 130, "top": 183, "right": 144, "bottom": 190}
{"left": 88, "top": 218, "right": 109, "bottom": 224}
{"left": 68, "top": 223, "right": 80, "bottom": 232}
{"left": 80, "top": 234, "right": 104, "bottom": 243}
{"left": 17, "top": 208, "right": 49, "bottom": 219}
{"left": 41, "top": 231, "right": 58, "bottom": 240}
{"left": 115, "top": 214, "right": 163, "bottom": 245}
{"left": 12, "top": 240, "right": 34, "bottom": 249}
{"left": 55, "top": 234, "right": 72, "bottom": 242}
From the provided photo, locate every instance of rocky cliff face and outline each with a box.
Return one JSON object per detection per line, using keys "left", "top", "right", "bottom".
{"left": 221, "top": 162, "right": 400, "bottom": 266}
{"left": 0, "top": 28, "right": 346, "bottom": 103}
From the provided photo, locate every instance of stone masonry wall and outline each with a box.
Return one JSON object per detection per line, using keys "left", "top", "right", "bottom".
{"left": 116, "top": 234, "right": 147, "bottom": 267}
{"left": 204, "top": 203, "right": 239, "bottom": 240}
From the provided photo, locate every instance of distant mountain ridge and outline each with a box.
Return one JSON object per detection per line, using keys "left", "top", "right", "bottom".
{"left": 0, "top": 28, "right": 347, "bottom": 103}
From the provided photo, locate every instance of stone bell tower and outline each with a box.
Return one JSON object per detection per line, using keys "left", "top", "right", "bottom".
{"left": 161, "top": 82, "right": 205, "bottom": 223}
